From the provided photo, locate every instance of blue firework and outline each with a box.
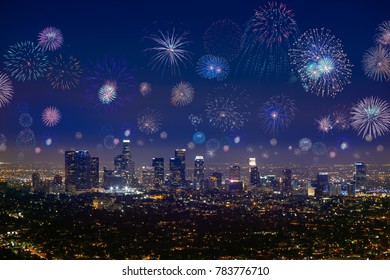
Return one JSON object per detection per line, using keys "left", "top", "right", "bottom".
{"left": 196, "top": 54, "right": 230, "bottom": 81}
{"left": 289, "top": 28, "right": 352, "bottom": 97}
{"left": 16, "top": 128, "right": 36, "bottom": 151}
{"left": 238, "top": 1, "right": 299, "bottom": 79}
{"left": 3, "top": 41, "right": 48, "bottom": 81}
{"left": 85, "top": 56, "right": 134, "bottom": 110}
{"left": 259, "top": 94, "right": 296, "bottom": 136}
{"left": 19, "top": 113, "right": 33, "bottom": 128}
{"left": 205, "top": 85, "right": 251, "bottom": 131}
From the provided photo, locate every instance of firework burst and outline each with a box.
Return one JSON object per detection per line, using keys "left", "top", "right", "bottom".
{"left": 238, "top": 1, "right": 299, "bottom": 78}
{"left": 259, "top": 94, "right": 296, "bottom": 136}
{"left": 38, "top": 27, "right": 64, "bottom": 51}
{"left": 137, "top": 108, "right": 163, "bottom": 134}
{"left": 196, "top": 54, "right": 230, "bottom": 81}
{"left": 362, "top": 46, "right": 390, "bottom": 82}
{"left": 312, "top": 142, "right": 327, "bottom": 155}
{"left": 41, "top": 106, "right": 61, "bottom": 127}
{"left": 85, "top": 56, "right": 133, "bottom": 109}
{"left": 171, "top": 81, "right": 194, "bottom": 107}
{"left": 289, "top": 28, "right": 352, "bottom": 97}
{"left": 376, "top": 21, "right": 390, "bottom": 46}
{"left": 0, "top": 72, "right": 13, "bottom": 108}
{"left": 205, "top": 85, "right": 251, "bottom": 132}
{"left": 139, "top": 82, "right": 152, "bottom": 96}
{"left": 189, "top": 114, "right": 202, "bottom": 127}
{"left": 98, "top": 81, "right": 117, "bottom": 104}
{"left": 16, "top": 128, "right": 36, "bottom": 151}
{"left": 316, "top": 115, "right": 333, "bottom": 134}
{"left": 299, "top": 137, "right": 312, "bottom": 152}
{"left": 3, "top": 41, "right": 48, "bottom": 81}
{"left": 47, "top": 54, "right": 83, "bottom": 90}
{"left": 203, "top": 19, "right": 243, "bottom": 61}
{"left": 330, "top": 104, "right": 350, "bottom": 130}
{"left": 145, "top": 29, "right": 192, "bottom": 76}
{"left": 350, "top": 96, "right": 390, "bottom": 139}
{"left": 19, "top": 113, "right": 33, "bottom": 128}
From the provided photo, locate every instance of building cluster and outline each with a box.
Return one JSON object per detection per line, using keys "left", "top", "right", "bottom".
{"left": 25, "top": 139, "right": 370, "bottom": 197}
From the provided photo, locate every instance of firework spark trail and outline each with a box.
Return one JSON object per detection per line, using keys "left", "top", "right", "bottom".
{"left": 145, "top": 29, "right": 192, "bottom": 76}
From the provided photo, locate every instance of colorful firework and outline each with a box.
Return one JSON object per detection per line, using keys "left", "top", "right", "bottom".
{"left": 171, "top": 81, "right": 194, "bottom": 107}
{"left": 312, "top": 142, "right": 327, "bottom": 155}
{"left": 189, "top": 114, "right": 202, "bottom": 127}
{"left": 350, "top": 96, "right": 390, "bottom": 139}
{"left": 196, "top": 54, "right": 230, "bottom": 81}
{"left": 47, "top": 54, "right": 83, "bottom": 90}
{"left": 299, "top": 137, "right": 312, "bottom": 152}
{"left": 85, "top": 57, "right": 133, "bottom": 109}
{"left": 330, "top": 104, "right": 350, "bottom": 130}
{"left": 205, "top": 85, "right": 251, "bottom": 131}
{"left": 41, "top": 106, "right": 61, "bottom": 127}
{"left": 238, "top": 1, "right": 298, "bottom": 78}
{"left": 0, "top": 72, "right": 13, "bottom": 108}
{"left": 376, "top": 21, "right": 390, "bottom": 46}
{"left": 316, "top": 115, "right": 333, "bottom": 134}
{"left": 203, "top": 19, "right": 243, "bottom": 61}
{"left": 139, "top": 82, "right": 152, "bottom": 96}
{"left": 137, "top": 108, "right": 163, "bottom": 134}
{"left": 19, "top": 113, "right": 33, "bottom": 128}
{"left": 362, "top": 46, "right": 390, "bottom": 82}
{"left": 145, "top": 29, "right": 192, "bottom": 76}
{"left": 192, "top": 131, "right": 206, "bottom": 144}
{"left": 98, "top": 81, "right": 117, "bottom": 104}
{"left": 289, "top": 28, "right": 352, "bottom": 97}
{"left": 3, "top": 41, "right": 48, "bottom": 81}
{"left": 38, "top": 27, "right": 64, "bottom": 51}
{"left": 16, "top": 128, "right": 36, "bottom": 151}
{"left": 259, "top": 94, "right": 296, "bottom": 136}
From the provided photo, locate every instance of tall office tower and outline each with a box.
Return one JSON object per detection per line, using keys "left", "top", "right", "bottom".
{"left": 316, "top": 172, "right": 329, "bottom": 196}
{"left": 90, "top": 157, "right": 99, "bottom": 188}
{"left": 152, "top": 157, "right": 164, "bottom": 184}
{"left": 122, "top": 139, "right": 135, "bottom": 176}
{"left": 281, "top": 169, "right": 292, "bottom": 192}
{"left": 229, "top": 165, "right": 241, "bottom": 181}
{"left": 76, "top": 150, "right": 92, "bottom": 189}
{"left": 114, "top": 154, "right": 124, "bottom": 171}
{"left": 114, "top": 140, "right": 135, "bottom": 176}
{"left": 141, "top": 166, "right": 155, "bottom": 188}
{"left": 32, "top": 172, "right": 40, "bottom": 189}
{"left": 65, "top": 151, "right": 77, "bottom": 189}
{"left": 65, "top": 150, "right": 99, "bottom": 190}
{"left": 248, "top": 158, "right": 256, "bottom": 167}
{"left": 175, "top": 149, "right": 186, "bottom": 184}
{"left": 354, "top": 162, "right": 366, "bottom": 192}
{"left": 169, "top": 157, "right": 182, "bottom": 187}
{"left": 194, "top": 156, "right": 205, "bottom": 188}
{"left": 250, "top": 166, "right": 260, "bottom": 186}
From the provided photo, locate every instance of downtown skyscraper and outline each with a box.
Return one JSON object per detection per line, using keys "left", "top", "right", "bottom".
{"left": 65, "top": 150, "right": 99, "bottom": 190}
{"left": 194, "top": 156, "right": 205, "bottom": 188}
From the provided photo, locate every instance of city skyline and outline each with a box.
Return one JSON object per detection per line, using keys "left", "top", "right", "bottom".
{"left": 1, "top": 0, "right": 390, "bottom": 165}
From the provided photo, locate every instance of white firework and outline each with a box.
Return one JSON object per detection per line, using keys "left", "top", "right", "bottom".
{"left": 171, "top": 81, "right": 194, "bottom": 106}
{"left": 350, "top": 96, "right": 390, "bottom": 139}
{"left": 362, "top": 46, "right": 390, "bottom": 82}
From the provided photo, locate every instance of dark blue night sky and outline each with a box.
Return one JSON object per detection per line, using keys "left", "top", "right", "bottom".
{"left": 1, "top": 0, "right": 390, "bottom": 166}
